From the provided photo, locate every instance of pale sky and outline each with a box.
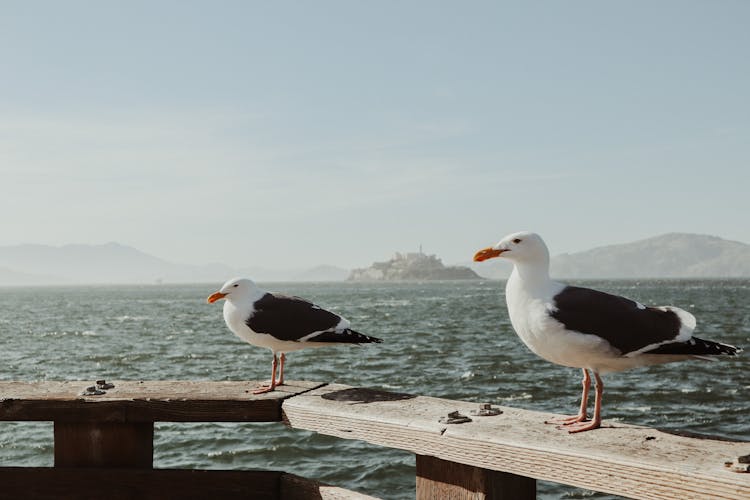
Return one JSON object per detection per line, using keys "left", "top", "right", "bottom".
{"left": 1, "top": 1, "right": 748, "bottom": 269}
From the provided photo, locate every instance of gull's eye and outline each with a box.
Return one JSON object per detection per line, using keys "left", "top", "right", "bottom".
{"left": 233, "top": 284, "right": 239, "bottom": 287}
{"left": 512, "top": 238, "right": 522, "bottom": 244}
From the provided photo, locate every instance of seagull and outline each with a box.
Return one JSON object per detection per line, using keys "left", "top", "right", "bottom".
{"left": 474, "top": 231, "right": 742, "bottom": 432}
{"left": 207, "top": 277, "right": 382, "bottom": 394}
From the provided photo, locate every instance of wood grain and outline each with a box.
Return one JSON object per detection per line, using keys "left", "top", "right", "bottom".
{"left": 0, "top": 468, "right": 381, "bottom": 500}
{"left": 280, "top": 473, "right": 381, "bottom": 500}
{"left": 282, "top": 384, "right": 750, "bottom": 500}
{"left": 54, "top": 422, "right": 154, "bottom": 468}
{"left": 416, "top": 455, "right": 535, "bottom": 500}
{"left": 0, "top": 380, "right": 323, "bottom": 422}
{"left": 0, "top": 467, "right": 280, "bottom": 500}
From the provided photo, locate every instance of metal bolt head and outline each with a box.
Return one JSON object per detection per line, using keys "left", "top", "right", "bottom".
{"left": 471, "top": 403, "right": 502, "bottom": 417}
{"left": 725, "top": 455, "right": 750, "bottom": 473}
{"left": 96, "top": 380, "right": 115, "bottom": 390}
{"left": 439, "top": 411, "right": 472, "bottom": 424}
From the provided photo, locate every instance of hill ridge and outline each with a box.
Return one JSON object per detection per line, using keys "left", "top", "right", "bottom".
{"left": 469, "top": 232, "right": 750, "bottom": 279}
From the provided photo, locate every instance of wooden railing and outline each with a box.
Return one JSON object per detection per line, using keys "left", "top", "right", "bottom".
{"left": 1, "top": 380, "right": 748, "bottom": 499}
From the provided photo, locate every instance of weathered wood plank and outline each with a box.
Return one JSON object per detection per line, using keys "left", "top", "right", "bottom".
{"left": 416, "top": 455, "right": 535, "bottom": 500}
{"left": 280, "top": 472, "right": 381, "bottom": 500}
{"left": 0, "top": 380, "right": 323, "bottom": 422}
{"left": 0, "top": 467, "right": 280, "bottom": 499}
{"left": 54, "top": 422, "right": 154, "bottom": 468}
{"left": 0, "top": 468, "right": 379, "bottom": 499}
{"left": 281, "top": 384, "right": 750, "bottom": 500}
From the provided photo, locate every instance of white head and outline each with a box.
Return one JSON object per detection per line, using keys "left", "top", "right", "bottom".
{"left": 206, "top": 277, "right": 263, "bottom": 304}
{"left": 473, "top": 231, "right": 550, "bottom": 266}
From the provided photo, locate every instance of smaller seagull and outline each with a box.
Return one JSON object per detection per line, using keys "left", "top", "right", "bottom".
{"left": 474, "top": 231, "right": 742, "bottom": 432}
{"left": 207, "top": 278, "right": 382, "bottom": 394}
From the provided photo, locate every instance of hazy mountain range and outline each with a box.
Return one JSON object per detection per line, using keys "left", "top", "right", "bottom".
{"left": 0, "top": 242, "right": 348, "bottom": 285}
{"left": 0, "top": 233, "right": 748, "bottom": 286}
{"left": 467, "top": 233, "right": 750, "bottom": 279}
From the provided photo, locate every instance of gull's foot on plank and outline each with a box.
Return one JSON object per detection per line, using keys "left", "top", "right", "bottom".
{"left": 563, "top": 419, "right": 601, "bottom": 433}
{"left": 252, "top": 382, "right": 276, "bottom": 394}
{"left": 545, "top": 413, "right": 588, "bottom": 425}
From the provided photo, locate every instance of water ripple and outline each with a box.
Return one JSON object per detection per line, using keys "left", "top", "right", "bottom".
{"left": 0, "top": 280, "right": 747, "bottom": 499}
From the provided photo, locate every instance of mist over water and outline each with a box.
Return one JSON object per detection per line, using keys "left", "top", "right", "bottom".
{"left": 0, "top": 280, "right": 747, "bottom": 499}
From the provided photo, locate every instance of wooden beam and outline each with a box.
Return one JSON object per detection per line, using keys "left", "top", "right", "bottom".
{"left": 280, "top": 472, "right": 381, "bottom": 500}
{"left": 0, "top": 380, "right": 323, "bottom": 422}
{"left": 0, "top": 468, "right": 381, "bottom": 500}
{"left": 416, "top": 455, "right": 535, "bottom": 500}
{"left": 281, "top": 384, "right": 750, "bottom": 500}
{"left": 0, "top": 467, "right": 280, "bottom": 500}
{"left": 54, "top": 422, "right": 154, "bottom": 468}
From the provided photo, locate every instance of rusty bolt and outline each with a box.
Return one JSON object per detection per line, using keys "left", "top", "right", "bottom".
{"left": 439, "top": 411, "right": 472, "bottom": 424}
{"left": 82, "top": 386, "right": 105, "bottom": 396}
{"left": 96, "top": 380, "right": 115, "bottom": 390}
{"left": 725, "top": 455, "right": 750, "bottom": 473}
{"left": 471, "top": 403, "right": 502, "bottom": 417}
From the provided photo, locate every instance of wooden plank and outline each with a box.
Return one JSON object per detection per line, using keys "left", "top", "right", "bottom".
{"left": 280, "top": 472, "right": 382, "bottom": 500}
{"left": 281, "top": 384, "right": 750, "bottom": 500}
{"left": 0, "top": 467, "right": 280, "bottom": 499}
{"left": 416, "top": 455, "right": 535, "bottom": 500}
{"left": 0, "top": 380, "right": 323, "bottom": 422}
{"left": 0, "top": 468, "right": 380, "bottom": 499}
{"left": 54, "top": 422, "right": 154, "bottom": 468}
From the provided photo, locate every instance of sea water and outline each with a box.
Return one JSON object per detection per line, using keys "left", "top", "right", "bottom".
{"left": 0, "top": 280, "right": 747, "bottom": 499}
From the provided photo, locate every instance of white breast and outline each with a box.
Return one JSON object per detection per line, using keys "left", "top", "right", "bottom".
{"left": 505, "top": 272, "right": 618, "bottom": 370}
{"left": 222, "top": 300, "right": 326, "bottom": 354}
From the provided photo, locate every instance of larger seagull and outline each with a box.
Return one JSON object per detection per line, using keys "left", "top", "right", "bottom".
{"left": 474, "top": 231, "right": 742, "bottom": 432}
{"left": 208, "top": 278, "right": 382, "bottom": 394}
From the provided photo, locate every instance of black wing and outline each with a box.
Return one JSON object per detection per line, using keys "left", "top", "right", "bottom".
{"left": 247, "top": 293, "right": 343, "bottom": 342}
{"left": 645, "top": 337, "right": 740, "bottom": 356}
{"left": 246, "top": 293, "right": 382, "bottom": 344}
{"left": 549, "top": 286, "right": 682, "bottom": 355}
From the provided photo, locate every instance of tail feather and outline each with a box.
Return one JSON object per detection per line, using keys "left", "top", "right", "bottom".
{"left": 306, "top": 328, "right": 383, "bottom": 344}
{"left": 645, "top": 336, "right": 741, "bottom": 357}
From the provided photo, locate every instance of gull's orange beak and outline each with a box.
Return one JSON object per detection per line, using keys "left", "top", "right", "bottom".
{"left": 473, "top": 247, "right": 505, "bottom": 262}
{"left": 207, "top": 292, "right": 227, "bottom": 304}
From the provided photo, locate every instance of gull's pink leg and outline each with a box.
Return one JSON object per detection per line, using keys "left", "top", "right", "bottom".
{"left": 566, "top": 372, "right": 603, "bottom": 433}
{"left": 546, "top": 368, "right": 590, "bottom": 425}
{"left": 276, "top": 353, "right": 286, "bottom": 386}
{"left": 253, "top": 353, "right": 278, "bottom": 394}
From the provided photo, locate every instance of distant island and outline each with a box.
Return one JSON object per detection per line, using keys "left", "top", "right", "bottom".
{"left": 348, "top": 251, "right": 481, "bottom": 281}
{"left": 2, "top": 232, "right": 750, "bottom": 286}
